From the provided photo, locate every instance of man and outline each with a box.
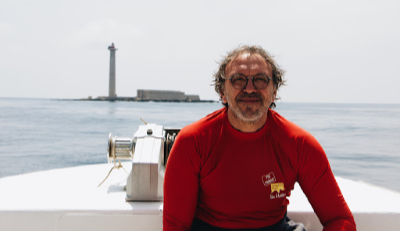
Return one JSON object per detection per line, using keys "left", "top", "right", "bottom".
{"left": 163, "top": 45, "right": 356, "bottom": 230}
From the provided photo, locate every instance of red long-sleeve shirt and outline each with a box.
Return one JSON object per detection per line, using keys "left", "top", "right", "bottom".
{"left": 163, "top": 108, "right": 356, "bottom": 230}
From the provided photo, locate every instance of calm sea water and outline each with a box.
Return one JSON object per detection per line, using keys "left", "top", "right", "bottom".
{"left": 0, "top": 98, "right": 399, "bottom": 192}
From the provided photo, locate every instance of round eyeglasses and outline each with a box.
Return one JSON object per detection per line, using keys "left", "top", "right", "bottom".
{"left": 224, "top": 73, "right": 271, "bottom": 90}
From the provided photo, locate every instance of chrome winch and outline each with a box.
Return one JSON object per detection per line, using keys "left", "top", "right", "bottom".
{"left": 106, "top": 123, "right": 179, "bottom": 201}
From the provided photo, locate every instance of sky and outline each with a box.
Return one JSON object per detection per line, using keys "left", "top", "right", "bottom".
{"left": 1, "top": 0, "right": 400, "bottom": 104}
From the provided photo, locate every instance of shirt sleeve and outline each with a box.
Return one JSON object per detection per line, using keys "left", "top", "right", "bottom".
{"left": 297, "top": 135, "right": 356, "bottom": 231}
{"left": 163, "top": 130, "right": 201, "bottom": 231}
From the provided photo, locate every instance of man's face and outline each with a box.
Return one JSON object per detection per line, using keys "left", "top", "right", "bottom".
{"left": 222, "top": 53, "right": 276, "bottom": 123}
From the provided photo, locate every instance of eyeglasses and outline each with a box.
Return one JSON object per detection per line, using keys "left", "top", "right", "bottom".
{"left": 224, "top": 73, "right": 271, "bottom": 90}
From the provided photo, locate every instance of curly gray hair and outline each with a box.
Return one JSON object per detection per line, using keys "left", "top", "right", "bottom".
{"left": 213, "top": 45, "right": 285, "bottom": 108}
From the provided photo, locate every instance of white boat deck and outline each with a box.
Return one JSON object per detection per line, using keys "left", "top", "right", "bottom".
{"left": 0, "top": 162, "right": 399, "bottom": 230}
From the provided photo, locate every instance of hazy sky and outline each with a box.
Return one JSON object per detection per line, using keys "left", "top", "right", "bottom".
{"left": 1, "top": 0, "right": 399, "bottom": 103}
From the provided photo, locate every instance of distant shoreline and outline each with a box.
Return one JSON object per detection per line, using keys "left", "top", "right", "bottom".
{"left": 2, "top": 97, "right": 399, "bottom": 105}
{"left": 71, "top": 97, "right": 216, "bottom": 103}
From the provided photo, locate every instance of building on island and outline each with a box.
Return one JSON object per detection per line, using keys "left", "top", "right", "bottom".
{"left": 83, "top": 43, "right": 212, "bottom": 102}
{"left": 136, "top": 90, "right": 200, "bottom": 102}
{"left": 108, "top": 43, "right": 117, "bottom": 99}
{"left": 185, "top": 95, "right": 201, "bottom": 102}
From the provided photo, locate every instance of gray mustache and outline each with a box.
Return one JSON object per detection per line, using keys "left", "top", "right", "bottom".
{"left": 236, "top": 93, "right": 262, "bottom": 100}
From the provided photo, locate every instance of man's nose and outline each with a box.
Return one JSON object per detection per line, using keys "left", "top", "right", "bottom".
{"left": 243, "top": 78, "right": 256, "bottom": 93}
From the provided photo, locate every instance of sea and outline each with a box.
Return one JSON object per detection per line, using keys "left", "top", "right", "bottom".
{"left": 0, "top": 98, "right": 399, "bottom": 192}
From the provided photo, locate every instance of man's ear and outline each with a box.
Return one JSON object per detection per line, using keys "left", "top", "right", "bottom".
{"left": 221, "top": 94, "right": 227, "bottom": 103}
{"left": 220, "top": 85, "right": 227, "bottom": 103}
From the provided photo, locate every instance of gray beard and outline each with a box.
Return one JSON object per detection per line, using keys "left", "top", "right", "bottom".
{"left": 230, "top": 105, "right": 266, "bottom": 125}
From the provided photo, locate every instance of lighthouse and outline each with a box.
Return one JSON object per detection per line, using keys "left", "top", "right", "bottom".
{"left": 108, "top": 43, "right": 117, "bottom": 99}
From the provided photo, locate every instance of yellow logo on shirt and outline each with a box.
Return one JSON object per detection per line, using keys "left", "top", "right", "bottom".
{"left": 271, "top": 182, "right": 285, "bottom": 194}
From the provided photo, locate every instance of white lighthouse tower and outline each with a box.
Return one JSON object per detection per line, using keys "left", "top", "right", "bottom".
{"left": 108, "top": 43, "right": 117, "bottom": 99}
